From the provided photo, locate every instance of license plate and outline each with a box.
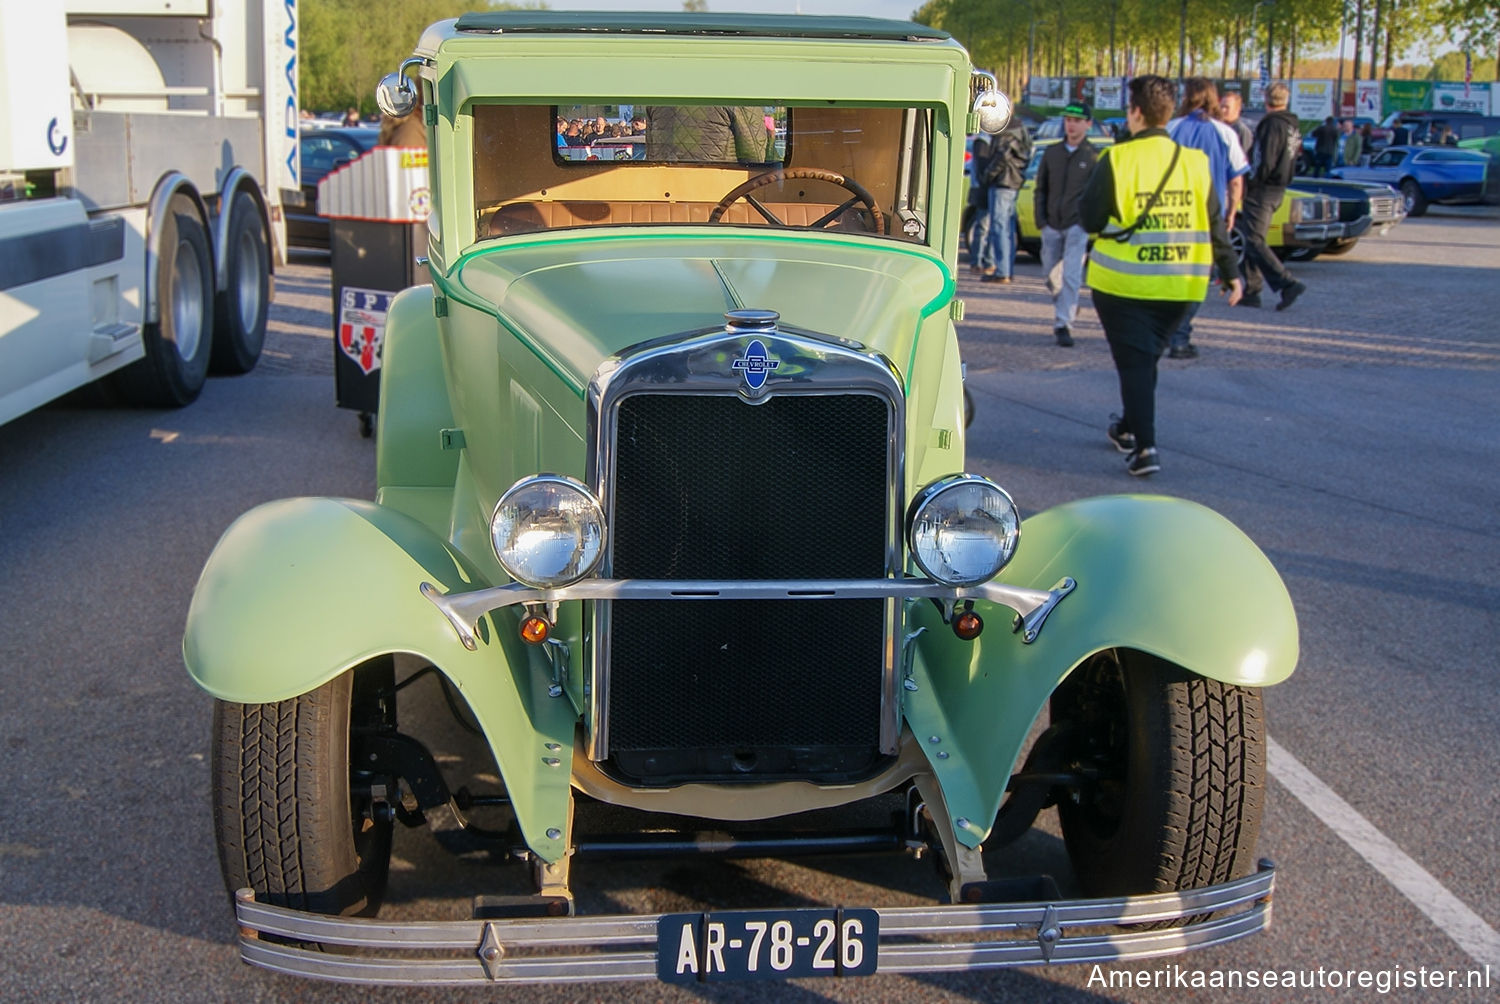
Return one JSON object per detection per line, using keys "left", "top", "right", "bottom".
{"left": 657, "top": 908, "right": 879, "bottom": 982}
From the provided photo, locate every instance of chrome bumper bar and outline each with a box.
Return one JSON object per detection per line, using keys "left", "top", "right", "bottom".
{"left": 232, "top": 861, "right": 1274, "bottom": 985}
{"left": 422, "top": 576, "right": 1077, "bottom": 651}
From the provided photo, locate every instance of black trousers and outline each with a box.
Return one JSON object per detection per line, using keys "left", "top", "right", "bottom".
{"left": 1092, "top": 290, "right": 1193, "bottom": 451}
{"left": 1236, "top": 188, "right": 1294, "bottom": 296}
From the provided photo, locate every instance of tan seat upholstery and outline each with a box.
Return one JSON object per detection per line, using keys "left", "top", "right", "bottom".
{"left": 485, "top": 200, "right": 863, "bottom": 237}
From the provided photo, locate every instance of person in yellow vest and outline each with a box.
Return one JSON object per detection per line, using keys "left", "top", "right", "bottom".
{"left": 1080, "top": 75, "right": 1243, "bottom": 476}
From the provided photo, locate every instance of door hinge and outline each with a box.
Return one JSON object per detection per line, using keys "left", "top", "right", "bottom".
{"left": 433, "top": 296, "right": 448, "bottom": 317}
{"left": 440, "top": 429, "right": 466, "bottom": 451}
{"left": 949, "top": 299, "right": 965, "bottom": 321}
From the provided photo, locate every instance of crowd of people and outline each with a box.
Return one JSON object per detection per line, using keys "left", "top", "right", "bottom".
{"left": 970, "top": 76, "right": 1310, "bottom": 479}
{"left": 557, "top": 113, "right": 648, "bottom": 146}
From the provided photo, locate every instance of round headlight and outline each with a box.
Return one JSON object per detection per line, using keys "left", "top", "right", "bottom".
{"left": 906, "top": 475, "right": 1020, "bottom": 586}
{"left": 491, "top": 475, "right": 605, "bottom": 589}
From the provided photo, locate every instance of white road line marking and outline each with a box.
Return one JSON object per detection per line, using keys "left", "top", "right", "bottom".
{"left": 1268, "top": 736, "right": 1500, "bottom": 968}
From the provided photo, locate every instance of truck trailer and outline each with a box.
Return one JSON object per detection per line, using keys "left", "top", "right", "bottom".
{"left": 0, "top": 0, "right": 298, "bottom": 426}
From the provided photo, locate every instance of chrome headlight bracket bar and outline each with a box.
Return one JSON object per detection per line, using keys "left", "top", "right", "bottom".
{"left": 421, "top": 575, "right": 1076, "bottom": 653}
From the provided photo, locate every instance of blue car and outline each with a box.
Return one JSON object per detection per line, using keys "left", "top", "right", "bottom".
{"left": 1330, "top": 145, "right": 1490, "bottom": 217}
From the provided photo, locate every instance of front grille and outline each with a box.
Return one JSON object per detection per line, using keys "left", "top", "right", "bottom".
{"left": 1368, "top": 194, "right": 1402, "bottom": 221}
{"left": 604, "top": 392, "right": 890, "bottom": 785}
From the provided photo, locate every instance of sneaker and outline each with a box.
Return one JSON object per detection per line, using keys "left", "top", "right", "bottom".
{"left": 1167, "top": 344, "right": 1199, "bottom": 360}
{"left": 1054, "top": 325, "right": 1074, "bottom": 347}
{"left": 981, "top": 272, "right": 1011, "bottom": 284}
{"left": 1126, "top": 447, "right": 1161, "bottom": 476}
{"left": 1276, "top": 280, "right": 1307, "bottom": 311}
{"left": 1106, "top": 416, "right": 1136, "bottom": 454}
{"left": 1236, "top": 292, "right": 1262, "bottom": 308}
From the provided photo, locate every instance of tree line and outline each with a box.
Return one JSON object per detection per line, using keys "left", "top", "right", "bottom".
{"left": 910, "top": 0, "right": 1500, "bottom": 103}
{"left": 299, "top": 0, "right": 1498, "bottom": 118}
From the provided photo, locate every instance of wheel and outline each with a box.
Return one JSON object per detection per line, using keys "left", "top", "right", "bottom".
{"left": 1051, "top": 649, "right": 1265, "bottom": 903}
{"left": 1320, "top": 238, "right": 1359, "bottom": 256}
{"left": 112, "top": 193, "right": 214, "bottom": 406}
{"left": 962, "top": 387, "right": 975, "bottom": 429}
{"left": 1229, "top": 225, "right": 1246, "bottom": 268}
{"left": 1282, "top": 244, "right": 1323, "bottom": 262}
{"left": 212, "top": 660, "right": 395, "bottom": 918}
{"left": 709, "top": 167, "right": 886, "bottom": 234}
{"left": 1400, "top": 178, "right": 1428, "bottom": 217}
{"left": 211, "top": 189, "right": 269, "bottom": 374}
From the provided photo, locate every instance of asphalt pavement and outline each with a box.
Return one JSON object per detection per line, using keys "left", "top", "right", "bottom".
{"left": 1, "top": 212, "right": 1497, "bottom": 1002}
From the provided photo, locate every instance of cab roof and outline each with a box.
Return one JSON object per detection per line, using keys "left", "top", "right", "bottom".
{"left": 452, "top": 11, "right": 951, "bottom": 42}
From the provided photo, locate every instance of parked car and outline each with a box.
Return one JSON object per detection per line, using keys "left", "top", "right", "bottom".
{"left": 1272, "top": 176, "right": 1406, "bottom": 260}
{"left": 1031, "top": 116, "right": 1112, "bottom": 141}
{"left": 1331, "top": 144, "right": 1491, "bottom": 216}
{"left": 186, "top": 12, "right": 1297, "bottom": 987}
{"left": 287, "top": 125, "right": 381, "bottom": 247}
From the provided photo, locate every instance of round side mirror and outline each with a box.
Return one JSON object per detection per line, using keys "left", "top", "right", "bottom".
{"left": 973, "top": 89, "right": 1013, "bottom": 136}
{"left": 376, "top": 71, "right": 417, "bottom": 118}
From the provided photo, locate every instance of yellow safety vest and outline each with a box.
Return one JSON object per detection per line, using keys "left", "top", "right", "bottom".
{"left": 1087, "top": 135, "right": 1213, "bottom": 301}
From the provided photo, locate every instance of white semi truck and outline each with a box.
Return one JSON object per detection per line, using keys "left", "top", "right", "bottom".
{"left": 0, "top": 0, "right": 298, "bottom": 425}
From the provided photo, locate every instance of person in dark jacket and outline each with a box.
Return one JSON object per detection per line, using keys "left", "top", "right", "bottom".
{"left": 980, "top": 118, "right": 1032, "bottom": 282}
{"left": 1391, "top": 116, "right": 1411, "bottom": 146}
{"left": 1032, "top": 101, "right": 1099, "bottom": 346}
{"left": 1312, "top": 116, "right": 1340, "bottom": 176}
{"left": 1236, "top": 82, "right": 1306, "bottom": 310}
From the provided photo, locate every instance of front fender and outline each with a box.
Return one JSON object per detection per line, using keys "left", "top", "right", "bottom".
{"left": 183, "top": 497, "right": 577, "bottom": 862}
{"left": 905, "top": 494, "right": 1298, "bottom": 848}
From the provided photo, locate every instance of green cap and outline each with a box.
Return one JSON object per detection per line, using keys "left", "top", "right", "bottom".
{"left": 1062, "top": 101, "right": 1091, "bottom": 119}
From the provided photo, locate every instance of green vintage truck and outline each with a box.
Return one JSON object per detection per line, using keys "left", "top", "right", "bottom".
{"left": 185, "top": 12, "right": 1297, "bottom": 986}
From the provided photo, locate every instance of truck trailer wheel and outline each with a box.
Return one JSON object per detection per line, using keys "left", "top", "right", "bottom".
{"left": 212, "top": 662, "right": 394, "bottom": 918}
{"left": 113, "top": 194, "right": 214, "bottom": 406}
{"left": 211, "top": 190, "right": 269, "bottom": 374}
{"left": 1051, "top": 649, "right": 1265, "bottom": 906}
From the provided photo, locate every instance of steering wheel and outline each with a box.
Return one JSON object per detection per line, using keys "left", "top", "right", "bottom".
{"left": 708, "top": 167, "right": 886, "bottom": 235}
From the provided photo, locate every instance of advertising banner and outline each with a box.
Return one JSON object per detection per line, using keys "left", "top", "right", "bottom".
{"left": 1094, "top": 77, "right": 1124, "bottom": 110}
{"left": 1250, "top": 80, "right": 1267, "bottom": 110}
{"left": 1035, "top": 77, "right": 1068, "bottom": 108}
{"left": 1355, "top": 80, "right": 1381, "bottom": 119}
{"left": 1290, "top": 80, "right": 1334, "bottom": 121}
{"left": 1430, "top": 82, "right": 1491, "bottom": 114}
{"left": 1382, "top": 79, "right": 1432, "bottom": 113}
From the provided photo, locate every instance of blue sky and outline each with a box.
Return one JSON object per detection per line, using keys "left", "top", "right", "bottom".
{"left": 534, "top": 0, "right": 926, "bottom": 21}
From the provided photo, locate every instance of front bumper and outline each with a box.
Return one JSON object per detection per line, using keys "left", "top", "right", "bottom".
{"left": 1285, "top": 221, "right": 1345, "bottom": 245}
{"left": 232, "top": 862, "right": 1274, "bottom": 985}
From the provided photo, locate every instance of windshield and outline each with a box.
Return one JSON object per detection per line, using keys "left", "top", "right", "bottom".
{"left": 474, "top": 102, "right": 934, "bottom": 244}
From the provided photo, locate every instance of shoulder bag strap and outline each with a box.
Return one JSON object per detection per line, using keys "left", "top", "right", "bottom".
{"left": 1105, "top": 142, "right": 1181, "bottom": 243}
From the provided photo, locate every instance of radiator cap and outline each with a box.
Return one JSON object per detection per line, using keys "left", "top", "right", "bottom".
{"left": 724, "top": 309, "right": 779, "bottom": 334}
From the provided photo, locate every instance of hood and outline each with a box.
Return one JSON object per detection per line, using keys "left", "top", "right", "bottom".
{"left": 448, "top": 231, "right": 953, "bottom": 393}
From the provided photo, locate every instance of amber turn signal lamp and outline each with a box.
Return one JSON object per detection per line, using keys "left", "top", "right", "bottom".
{"left": 953, "top": 609, "right": 984, "bottom": 641}
{"left": 520, "top": 616, "right": 551, "bottom": 645}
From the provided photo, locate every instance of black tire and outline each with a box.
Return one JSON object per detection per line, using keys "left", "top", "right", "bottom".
{"left": 1282, "top": 244, "right": 1323, "bottom": 262}
{"left": 212, "top": 661, "right": 394, "bottom": 918}
{"left": 1229, "top": 225, "right": 1246, "bottom": 268}
{"left": 962, "top": 387, "right": 975, "bottom": 429}
{"left": 1400, "top": 178, "right": 1428, "bottom": 217}
{"left": 1052, "top": 649, "right": 1265, "bottom": 903}
{"left": 211, "top": 190, "right": 269, "bottom": 374}
{"left": 112, "top": 193, "right": 214, "bottom": 406}
{"left": 1321, "top": 238, "right": 1359, "bottom": 257}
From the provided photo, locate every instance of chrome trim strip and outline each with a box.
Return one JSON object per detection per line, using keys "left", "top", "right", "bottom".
{"left": 231, "top": 863, "right": 1274, "bottom": 985}
{"left": 422, "top": 576, "right": 1072, "bottom": 654}
{"left": 584, "top": 321, "right": 908, "bottom": 762}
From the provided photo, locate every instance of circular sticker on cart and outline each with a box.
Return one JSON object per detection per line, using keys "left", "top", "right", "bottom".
{"left": 409, "top": 186, "right": 431, "bottom": 220}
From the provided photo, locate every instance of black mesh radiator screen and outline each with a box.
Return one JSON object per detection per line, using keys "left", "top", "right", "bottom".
{"left": 605, "top": 392, "right": 891, "bottom": 785}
